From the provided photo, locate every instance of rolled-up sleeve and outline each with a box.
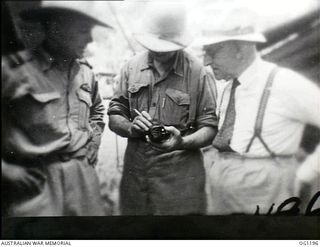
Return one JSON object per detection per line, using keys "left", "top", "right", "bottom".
{"left": 195, "top": 67, "right": 218, "bottom": 129}
{"left": 89, "top": 75, "right": 105, "bottom": 135}
{"left": 107, "top": 63, "right": 131, "bottom": 120}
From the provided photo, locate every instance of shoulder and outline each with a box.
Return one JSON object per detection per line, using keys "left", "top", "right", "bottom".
{"left": 183, "top": 51, "right": 203, "bottom": 67}
{"left": 117, "top": 52, "right": 148, "bottom": 80}
{"left": 78, "top": 58, "right": 93, "bottom": 70}
{"left": 183, "top": 51, "right": 206, "bottom": 78}
{"left": 269, "top": 63, "right": 320, "bottom": 99}
{"left": 274, "top": 65, "right": 317, "bottom": 90}
{"left": 125, "top": 51, "right": 148, "bottom": 69}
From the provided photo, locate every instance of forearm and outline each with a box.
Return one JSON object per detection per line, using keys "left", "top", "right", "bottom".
{"left": 108, "top": 114, "right": 133, "bottom": 138}
{"left": 90, "top": 103, "right": 105, "bottom": 131}
{"left": 180, "top": 126, "right": 216, "bottom": 150}
{"left": 296, "top": 144, "right": 320, "bottom": 184}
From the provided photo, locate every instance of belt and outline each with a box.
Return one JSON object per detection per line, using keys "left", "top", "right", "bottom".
{"left": 217, "top": 151, "right": 295, "bottom": 160}
{"left": 4, "top": 147, "right": 88, "bottom": 166}
{"left": 38, "top": 147, "right": 88, "bottom": 163}
{"left": 38, "top": 153, "right": 73, "bottom": 162}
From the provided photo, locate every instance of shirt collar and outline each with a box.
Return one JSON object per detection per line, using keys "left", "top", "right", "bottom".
{"left": 140, "top": 50, "right": 184, "bottom": 77}
{"left": 237, "top": 56, "right": 263, "bottom": 88}
{"left": 34, "top": 45, "right": 81, "bottom": 73}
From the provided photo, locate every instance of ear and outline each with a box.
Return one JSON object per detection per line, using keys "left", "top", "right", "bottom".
{"left": 234, "top": 42, "right": 245, "bottom": 60}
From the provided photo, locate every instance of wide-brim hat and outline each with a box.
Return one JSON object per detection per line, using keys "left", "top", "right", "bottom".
{"left": 20, "top": 1, "right": 113, "bottom": 29}
{"left": 133, "top": 3, "right": 192, "bottom": 52}
{"left": 194, "top": 7, "right": 266, "bottom": 47}
{"left": 197, "top": 29, "right": 266, "bottom": 47}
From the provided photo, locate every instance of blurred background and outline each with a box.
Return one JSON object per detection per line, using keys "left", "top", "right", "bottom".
{"left": 3, "top": 0, "right": 320, "bottom": 215}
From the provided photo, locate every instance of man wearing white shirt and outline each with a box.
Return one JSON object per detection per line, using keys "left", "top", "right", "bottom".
{"left": 197, "top": 8, "right": 320, "bottom": 214}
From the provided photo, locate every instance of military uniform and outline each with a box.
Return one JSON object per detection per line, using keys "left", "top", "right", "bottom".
{"left": 108, "top": 51, "right": 218, "bottom": 215}
{"left": 2, "top": 47, "right": 106, "bottom": 216}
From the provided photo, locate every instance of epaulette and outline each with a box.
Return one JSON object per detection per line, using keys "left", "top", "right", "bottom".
{"left": 78, "top": 58, "right": 93, "bottom": 69}
{"left": 4, "top": 50, "right": 33, "bottom": 69}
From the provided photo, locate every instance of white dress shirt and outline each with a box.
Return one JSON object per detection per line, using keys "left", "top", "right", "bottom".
{"left": 216, "top": 56, "right": 320, "bottom": 157}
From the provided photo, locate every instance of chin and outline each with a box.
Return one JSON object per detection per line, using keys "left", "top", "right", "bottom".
{"left": 214, "top": 74, "right": 223, "bottom": 80}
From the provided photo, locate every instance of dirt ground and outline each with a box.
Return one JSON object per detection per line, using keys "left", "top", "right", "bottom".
{"left": 95, "top": 100, "right": 126, "bottom": 215}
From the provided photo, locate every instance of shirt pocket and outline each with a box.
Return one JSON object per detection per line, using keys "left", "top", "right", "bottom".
{"left": 163, "top": 88, "right": 190, "bottom": 126}
{"left": 127, "top": 82, "right": 149, "bottom": 117}
{"left": 19, "top": 91, "right": 61, "bottom": 128}
{"left": 77, "top": 88, "right": 93, "bottom": 130}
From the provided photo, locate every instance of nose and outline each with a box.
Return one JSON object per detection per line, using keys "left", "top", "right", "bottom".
{"left": 203, "top": 52, "right": 213, "bottom": 66}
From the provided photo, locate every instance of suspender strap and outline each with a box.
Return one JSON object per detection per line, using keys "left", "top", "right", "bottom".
{"left": 245, "top": 66, "right": 280, "bottom": 156}
{"left": 186, "top": 59, "right": 202, "bottom": 130}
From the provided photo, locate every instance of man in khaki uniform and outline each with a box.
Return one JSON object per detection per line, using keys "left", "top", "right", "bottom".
{"left": 2, "top": 1, "right": 113, "bottom": 216}
{"left": 108, "top": 4, "right": 218, "bottom": 215}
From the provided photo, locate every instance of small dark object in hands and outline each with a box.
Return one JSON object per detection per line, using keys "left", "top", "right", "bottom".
{"left": 148, "top": 125, "right": 171, "bottom": 143}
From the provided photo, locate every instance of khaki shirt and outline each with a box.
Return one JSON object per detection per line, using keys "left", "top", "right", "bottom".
{"left": 108, "top": 50, "right": 217, "bottom": 131}
{"left": 2, "top": 47, "right": 105, "bottom": 162}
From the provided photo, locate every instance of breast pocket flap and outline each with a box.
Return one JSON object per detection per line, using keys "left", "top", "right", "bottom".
{"left": 29, "top": 91, "right": 61, "bottom": 103}
{"left": 166, "top": 89, "right": 190, "bottom": 106}
{"left": 128, "top": 82, "right": 149, "bottom": 94}
{"left": 77, "top": 89, "right": 92, "bottom": 107}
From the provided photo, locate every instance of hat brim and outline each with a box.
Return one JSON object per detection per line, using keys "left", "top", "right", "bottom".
{"left": 134, "top": 33, "right": 191, "bottom": 52}
{"left": 193, "top": 33, "right": 267, "bottom": 47}
{"left": 20, "top": 7, "right": 113, "bottom": 29}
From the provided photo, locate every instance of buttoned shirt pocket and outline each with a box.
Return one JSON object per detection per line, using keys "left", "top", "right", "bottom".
{"left": 77, "top": 88, "right": 93, "bottom": 129}
{"left": 22, "top": 91, "right": 61, "bottom": 127}
{"left": 163, "top": 88, "right": 190, "bottom": 126}
{"left": 127, "top": 82, "right": 149, "bottom": 117}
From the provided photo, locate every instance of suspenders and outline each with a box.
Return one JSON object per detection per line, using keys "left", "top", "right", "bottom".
{"left": 245, "top": 66, "right": 280, "bottom": 157}
{"left": 185, "top": 59, "right": 202, "bottom": 132}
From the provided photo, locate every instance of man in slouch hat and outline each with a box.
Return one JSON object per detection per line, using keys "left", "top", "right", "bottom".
{"left": 108, "top": 3, "right": 218, "bottom": 215}
{"left": 2, "top": 1, "right": 113, "bottom": 216}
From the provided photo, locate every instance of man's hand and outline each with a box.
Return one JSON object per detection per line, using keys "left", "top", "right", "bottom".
{"left": 86, "top": 142, "right": 99, "bottom": 166}
{"left": 147, "top": 126, "right": 183, "bottom": 152}
{"left": 2, "top": 161, "right": 46, "bottom": 197}
{"left": 129, "top": 111, "right": 153, "bottom": 138}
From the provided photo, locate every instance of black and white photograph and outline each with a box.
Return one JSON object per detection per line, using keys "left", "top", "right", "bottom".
{"left": 1, "top": 0, "right": 320, "bottom": 241}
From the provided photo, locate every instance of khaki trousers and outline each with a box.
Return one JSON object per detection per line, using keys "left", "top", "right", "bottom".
{"left": 207, "top": 152, "right": 300, "bottom": 215}
{"left": 6, "top": 156, "right": 106, "bottom": 216}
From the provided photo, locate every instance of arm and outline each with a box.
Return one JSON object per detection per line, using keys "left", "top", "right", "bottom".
{"left": 109, "top": 115, "right": 132, "bottom": 138}
{"left": 294, "top": 145, "right": 320, "bottom": 199}
{"left": 108, "top": 63, "right": 152, "bottom": 139}
{"left": 2, "top": 160, "right": 46, "bottom": 197}
{"left": 181, "top": 126, "right": 216, "bottom": 149}
{"left": 86, "top": 74, "right": 105, "bottom": 165}
{"left": 148, "top": 125, "right": 216, "bottom": 152}
{"left": 109, "top": 112, "right": 152, "bottom": 139}
{"left": 277, "top": 70, "right": 320, "bottom": 194}
{"left": 89, "top": 77, "right": 105, "bottom": 134}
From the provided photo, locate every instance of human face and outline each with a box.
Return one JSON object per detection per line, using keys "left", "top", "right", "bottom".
{"left": 203, "top": 41, "right": 240, "bottom": 81}
{"left": 46, "top": 16, "right": 94, "bottom": 59}
{"left": 149, "top": 51, "right": 177, "bottom": 63}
